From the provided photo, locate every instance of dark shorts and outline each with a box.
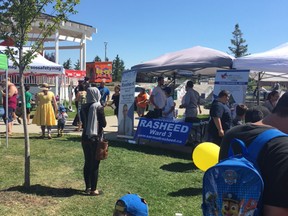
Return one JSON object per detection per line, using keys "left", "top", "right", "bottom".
{"left": 26, "top": 108, "right": 31, "bottom": 114}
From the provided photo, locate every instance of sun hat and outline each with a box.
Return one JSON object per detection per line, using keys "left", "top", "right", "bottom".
{"left": 39, "top": 83, "right": 50, "bottom": 91}
{"left": 114, "top": 194, "right": 148, "bottom": 216}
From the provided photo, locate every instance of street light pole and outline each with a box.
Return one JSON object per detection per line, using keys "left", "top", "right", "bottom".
{"left": 104, "top": 42, "right": 108, "bottom": 61}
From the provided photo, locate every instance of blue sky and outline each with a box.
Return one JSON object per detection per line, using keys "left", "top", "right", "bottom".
{"left": 58, "top": 0, "right": 288, "bottom": 69}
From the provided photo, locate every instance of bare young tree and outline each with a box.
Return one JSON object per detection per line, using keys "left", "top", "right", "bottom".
{"left": 0, "top": 0, "right": 79, "bottom": 187}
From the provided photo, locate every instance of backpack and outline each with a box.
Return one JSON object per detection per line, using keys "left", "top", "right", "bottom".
{"left": 202, "top": 129, "right": 288, "bottom": 216}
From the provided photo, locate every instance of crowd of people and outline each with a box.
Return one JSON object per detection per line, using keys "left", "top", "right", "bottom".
{"left": 1, "top": 75, "right": 288, "bottom": 215}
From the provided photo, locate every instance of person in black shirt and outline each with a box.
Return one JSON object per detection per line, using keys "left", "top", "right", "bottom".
{"left": 219, "top": 92, "right": 288, "bottom": 215}
{"left": 207, "top": 90, "right": 232, "bottom": 145}
{"left": 110, "top": 85, "right": 120, "bottom": 118}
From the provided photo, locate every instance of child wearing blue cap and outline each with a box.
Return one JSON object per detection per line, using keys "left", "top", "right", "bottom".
{"left": 57, "top": 105, "right": 68, "bottom": 137}
{"left": 113, "top": 193, "right": 149, "bottom": 216}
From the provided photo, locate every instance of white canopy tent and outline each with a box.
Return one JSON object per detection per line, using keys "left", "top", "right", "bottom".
{"left": 131, "top": 46, "right": 234, "bottom": 77}
{"left": 0, "top": 46, "right": 64, "bottom": 75}
{"left": 233, "top": 42, "right": 288, "bottom": 82}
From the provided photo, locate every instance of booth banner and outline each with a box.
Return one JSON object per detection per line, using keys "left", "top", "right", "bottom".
{"left": 118, "top": 70, "right": 137, "bottom": 138}
{"left": 0, "top": 54, "right": 8, "bottom": 70}
{"left": 214, "top": 70, "right": 250, "bottom": 104}
{"left": 65, "top": 69, "right": 86, "bottom": 78}
{"left": 134, "top": 118, "right": 192, "bottom": 145}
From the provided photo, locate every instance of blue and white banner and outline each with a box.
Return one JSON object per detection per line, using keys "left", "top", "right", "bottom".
{"left": 214, "top": 70, "right": 250, "bottom": 104}
{"left": 118, "top": 70, "right": 137, "bottom": 138}
{"left": 134, "top": 118, "right": 192, "bottom": 145}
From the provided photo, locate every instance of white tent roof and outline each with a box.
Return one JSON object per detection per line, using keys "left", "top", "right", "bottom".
{"left": 233, "top": 42, "right": 288, "bottom": 73}
{"left": 0, "top": 46, "right": 64, "bottom": 75}
{"left": 131, "top": 46, "right": 234, "bottom": 77}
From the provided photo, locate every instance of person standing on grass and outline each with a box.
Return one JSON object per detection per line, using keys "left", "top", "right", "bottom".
{"left": 72, "top": 79, "right": 84, "bottom": 126}
{"left": 162, "top": 87, "right": 175, "bottom": 120}
{"left": 98, "top": 80, "right": 110, "bottom": 107}
{"left": 136, "top": 87, "right": 148, "bottom": 117}
{"left": 179, "top": 80, "right": 201, "bottom": 121}
{"left": 75, "top": 83, "right": 87, "bottom": 131}
{"left": 149, "top": 76, "right": 166, "bottom": 118}
{"left": 32, "top": 83, "right": 58, "bottom": 139}
{"left": 1, "top": 77, "right": 18, "bottom": 136}
{"left": 110, "top": 85, "right": 120, "bottom": 118}
{"left": 24, "top": 84, "right": 32, "bottom": 125}
{"left": 207, "top": 90, "right": 232, "bottom": 146}
{"left": 80, "top": 87, "right": 106, "bottom": 196}
{"left": 219, "top": 92, "right": 288, "bottom": 215}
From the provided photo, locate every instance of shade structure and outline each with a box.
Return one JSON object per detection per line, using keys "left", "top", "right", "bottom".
{"left": 131, "top": 46, "right": 234, "bottom": 77}
{"left": 0, "top": 46, "right": 64, "bottom": 75}
{"left": 233, "top": 42, "right": 288, "bottom": 73}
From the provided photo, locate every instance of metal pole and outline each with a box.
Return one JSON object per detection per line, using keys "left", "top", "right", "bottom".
{"left": 104, "top": 42, "right": 108, "bottom": 61}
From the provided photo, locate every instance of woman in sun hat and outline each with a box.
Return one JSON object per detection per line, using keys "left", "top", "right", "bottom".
{"left": 32, "top": 83, "right": 58, "bottom": 139}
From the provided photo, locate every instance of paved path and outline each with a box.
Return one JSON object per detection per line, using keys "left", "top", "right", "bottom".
{"left": 1, "top": 106, "right": 209, "bottom": 153}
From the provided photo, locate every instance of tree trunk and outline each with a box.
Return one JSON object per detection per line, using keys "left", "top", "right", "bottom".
{"left": 19, "top": 65, "right": 30, "bottom": 187}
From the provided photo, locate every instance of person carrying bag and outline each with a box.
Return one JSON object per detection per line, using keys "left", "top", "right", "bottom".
{"left": 80, "top": 87, "right": 107, "bottom": 196}
{"left": 95, "top": 134, "right": 109, "bottom": 161}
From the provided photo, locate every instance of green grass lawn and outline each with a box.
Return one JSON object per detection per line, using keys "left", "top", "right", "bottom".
{"left": 0, "top": 134, "right": 203, "bottom": 216}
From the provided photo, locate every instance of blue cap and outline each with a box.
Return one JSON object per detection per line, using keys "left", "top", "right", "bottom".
{"left": 114, "top": 194, "right": 148, "bottom": 216}
{"left": 58, "top": 105, "right": 66, "bottom": 112}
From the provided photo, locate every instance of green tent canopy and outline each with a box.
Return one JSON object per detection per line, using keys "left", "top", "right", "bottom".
{"left": 0, "top": 53, "right": 8, "bottom": 70}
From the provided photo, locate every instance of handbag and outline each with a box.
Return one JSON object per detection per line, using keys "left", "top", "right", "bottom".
{"left": 95, "top": 135, "right": 109, "bottom": 160}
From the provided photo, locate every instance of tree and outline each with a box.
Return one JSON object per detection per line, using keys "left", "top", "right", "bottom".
{"left": 63, "top": 58, "right": 72, "bottom": 69}
{"left": 112, "top": 55, "right": 125, "bottom": 81}
{"left": 74, "top": 59, "right": 80, "bottom": 70}
{"left": 0, "top": 0, "right": 79, "bottom": 187}
{"left": 93, "top": 55, "right": 101, "bottom": 62}
{"left": 228, "top": 24, "right": 249, "bottom": 57}
{"left": 44, "top": 52, "right": 55, "bottom": 62}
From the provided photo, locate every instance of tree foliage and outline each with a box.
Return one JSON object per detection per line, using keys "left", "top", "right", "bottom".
{"left": 0, "top": 0, "right": 79, "bottom": 187}
{"left": 228, "top": 24, "right": 249, "bottom": 57}
{"left": 44, "top": 52, "right": 55, "bottom": 62}
{"left": 63, "top": 58, "right": 72, "bottom": 69}
{"left": 74, "top": 59, "right": 80, "bottom": 70}
{"left": 112, "top": 54, "right": 125, "bottom": 81}
{"left": 93, "top": 55, "right": 101, "bottom": 62}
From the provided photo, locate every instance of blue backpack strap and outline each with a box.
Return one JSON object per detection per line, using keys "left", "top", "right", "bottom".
{"left": 228, "top": 138, "right": 249, "bottom": 157}
{"left": 248, "top": 128, "right": 288, "bottom": 164}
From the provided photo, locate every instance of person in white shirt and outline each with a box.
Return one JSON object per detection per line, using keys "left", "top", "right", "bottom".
{"left": 162, "top": 87, "right": 175, "bottom": 120}
{"left": 149, "top": 76, "right": 166, "bottom": 118}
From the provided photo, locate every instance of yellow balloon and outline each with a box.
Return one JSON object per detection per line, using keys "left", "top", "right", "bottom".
{"left": 192, "top": 142, "right": 220, "bottom": 171}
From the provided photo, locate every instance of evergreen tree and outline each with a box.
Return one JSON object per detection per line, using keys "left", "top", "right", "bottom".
{"left": 112, "top": 55, "right": 125, "bottom": 81}
{"left": 94, "top": 56, "right": 101, "bottom": 62}
{"left": 63, "top": 58, "right": 72, "bottom": 69}
{"left": 44, "top": 52, "right": 55, "bottom": 62}
{"left": 228, "top": 24, "right": 249, "bottom": 57}
{"left": 74, "top": 59, "right": 80, "bottom": 70}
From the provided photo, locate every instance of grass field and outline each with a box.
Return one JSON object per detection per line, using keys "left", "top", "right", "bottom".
{"left": 0, "top": 134, "right": 203, "bottom": 216}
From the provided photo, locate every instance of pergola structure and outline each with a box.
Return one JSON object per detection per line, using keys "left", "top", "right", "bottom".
{"left": 29, "top": 13, "right": 97, "bottom": 70}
